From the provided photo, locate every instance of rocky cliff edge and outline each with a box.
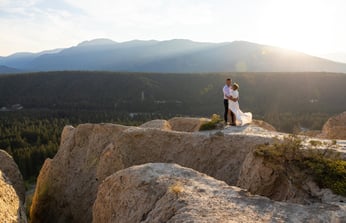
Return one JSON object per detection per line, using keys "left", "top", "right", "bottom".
{"left": 30, "top": 117, "right": 346, "bottom": 223}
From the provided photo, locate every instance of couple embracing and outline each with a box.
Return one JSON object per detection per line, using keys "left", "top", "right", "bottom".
{"left": 223, "top": 78, "right": 252, "bottom": 126}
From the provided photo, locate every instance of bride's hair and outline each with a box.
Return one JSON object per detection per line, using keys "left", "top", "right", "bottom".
{"left": 233, "top": 83, "right": 239, "bottom": 90}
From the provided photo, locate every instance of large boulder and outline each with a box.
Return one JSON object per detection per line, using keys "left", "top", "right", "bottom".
{"left": 140, "top": 119, "right": 172, "bottom": 130}
{"left": 0, "top": 150, "right": 27, "bottom": 223}
{"left": 319, "top": 111, "right": 346, "bottom": 139}
{"left": 93, "top": 163, "right": 346, "bottom": 223}
{"left": 30, "top": 124, "right": 130, "bottom": 223}
{"left": 0, "top": 150, "right": 26, "bottom": 203}
{"left": 251, "top": 119, "right": 276, "bottom": 132}
{"left": 30, "top": 123, "right": 271, "bottom": 223}
{"left": 168, "top": 117, "right": 209, "bottom": 132}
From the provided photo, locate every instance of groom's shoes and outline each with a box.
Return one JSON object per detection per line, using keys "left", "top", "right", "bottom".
{"left": 230, "top": 123, "right": 236, "bottom": 126}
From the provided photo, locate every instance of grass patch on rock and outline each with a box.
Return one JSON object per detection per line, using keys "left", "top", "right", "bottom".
{"left": 199, "top": 114, "right": 222, "bottom": 131}
{"left": 168, "top": 182, "right": 184, "bottom": 195}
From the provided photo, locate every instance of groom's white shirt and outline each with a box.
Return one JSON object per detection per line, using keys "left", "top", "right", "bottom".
{"left": 223, "top": 85, "right": 232, "bottom": 99}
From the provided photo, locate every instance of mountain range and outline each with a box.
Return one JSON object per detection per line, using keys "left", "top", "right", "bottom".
{"left": 0, "top": 65, "right": 21, "bottom": 73}
{"left": 1, "top": 39, "right": 346, "bottom": 73}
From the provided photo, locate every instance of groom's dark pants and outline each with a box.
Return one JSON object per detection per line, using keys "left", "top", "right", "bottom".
{"left": 224, "top": 99, "right": 235, "bottom": 124}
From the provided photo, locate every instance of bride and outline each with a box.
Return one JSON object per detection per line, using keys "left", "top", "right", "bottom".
{"left": 228, "top": 83, "right": 252, "bottom": 126}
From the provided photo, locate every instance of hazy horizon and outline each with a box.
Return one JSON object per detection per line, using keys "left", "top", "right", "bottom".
{"left": 1, "top": 0, "right": 346, "bottom": 62}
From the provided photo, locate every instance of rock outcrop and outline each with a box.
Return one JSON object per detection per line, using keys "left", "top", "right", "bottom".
{"left": 30, "top": 118, "right": 346, "bottom": 223}
{"left": 237, "top": 149, "right": 346, "bottom": 204}
{"left": 0, "top": 150, "right": 26, "bottom": 203}
{"left": 93, "top": 163, "right": 346, "bottom": 223}
{"left": 251, "top": 119, "right": 276, "bottom": 132}
{"left": 30, "top": 123, "right": 271, "bottom": 223}
{"left": 140, "top": 119, "right": 172, "bottom": 130}
{"left": 141, "top": 117, "right": 276, "bottom": 132}
{"left": 0, "top": 150, "right": 27, "bottom": 223}
{"left": 168, "top": 117, "right": 209, "bottom": 132}
{"left": 319, "top": 111, "right": 346, "bottom": 139}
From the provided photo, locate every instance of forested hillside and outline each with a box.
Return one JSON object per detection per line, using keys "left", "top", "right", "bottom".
{"left": 0, "top": 110, "right": 153, "bottom": 180}
{"left": 0, "top": 71, "right": 345, "bottom": 114}
{"left": 0, "top": 71, "right": 345, "bottom": 180}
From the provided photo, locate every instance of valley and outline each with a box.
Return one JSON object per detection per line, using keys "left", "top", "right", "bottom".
{"left": 0, "top": 71, "right": 345, "bottom": 183}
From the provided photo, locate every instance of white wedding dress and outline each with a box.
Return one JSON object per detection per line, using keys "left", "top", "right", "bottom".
{"left": 228, "top": 90, "right": 252, "bottom": 126}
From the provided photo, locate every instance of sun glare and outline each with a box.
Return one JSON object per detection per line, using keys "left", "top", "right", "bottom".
{"left": 257, "top": 1, "right": 336, "bottom": 55}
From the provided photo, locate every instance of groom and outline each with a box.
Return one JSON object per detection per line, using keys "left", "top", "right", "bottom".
{"left": 223, "top": 78, "right": 236, "bottom": 125}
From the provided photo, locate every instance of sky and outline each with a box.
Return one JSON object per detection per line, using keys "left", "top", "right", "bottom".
{"left": 1, "top": 0, "right": 346, "bottom": 61}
